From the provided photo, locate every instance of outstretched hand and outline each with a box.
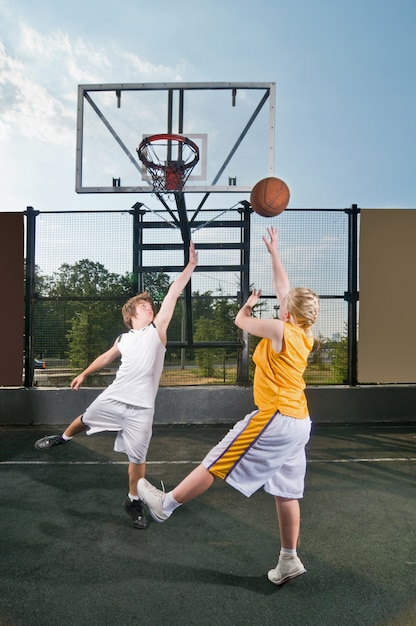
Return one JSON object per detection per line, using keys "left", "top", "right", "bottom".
{"left": 70, "top": 374, "right": 85, "bottom": 390}
{"left": 246, "top": 288, "right": 262, "bottom": 308}
{"left": 262, "top": 226, "right": 278, "bottom": 254}
{"left": 189, "top": 241, "right": 198, "bottom": 266}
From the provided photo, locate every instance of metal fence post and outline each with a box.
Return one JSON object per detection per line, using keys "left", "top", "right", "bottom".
{"left": 23, "top": 206, "right": 39, "bottom": 387}
{"left": 131, "top": 203, "right": 146, "bottom": 294}
{"left": 345, "top": 204, "right": 360, "bottom": 386}
{"left": 236, "top": 202, "right": 251, "bottom": 385}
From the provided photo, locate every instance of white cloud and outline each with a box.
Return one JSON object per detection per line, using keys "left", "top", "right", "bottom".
{"left": 117, "top": 50, "right": 185, "bottom": 81}
{"left": 0, "top": 21, "right": 186, "bottom": 148}
{"left": 0, "top": 36, "right": 74, "bottom": 144}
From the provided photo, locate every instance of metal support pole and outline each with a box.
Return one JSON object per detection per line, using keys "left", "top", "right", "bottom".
{"left": 23, "top": 206, "right": 39, "bottom": 387}
{"left": 131, "top": 203, "right": 145, "bottom": 294}
{"left": 236, "top": 201, "right": 251, "bottom": 385}
{"left": 345, "top": 204, "right": 360, "bottom": 386}
{"left": 175, "top": 192, "right": 193, "bottom": 347}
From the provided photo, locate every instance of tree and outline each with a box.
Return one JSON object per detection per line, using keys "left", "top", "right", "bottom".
{"left": 142, "top": 272, "right": 171, "bottom": 307}
{"left": 34, "top": 259, "right": 171, "bottom": 364}
{"left": 194, "top": 294, "right": 239, "bottom": 378}
{"left": 330, "top": 329, "right": 348, "bottom": 383}
{"left": 194, "top": 317, "right": 216, "bottom": 377}
{"left": 67, "top": 311, "right": 109, "bottom": 376}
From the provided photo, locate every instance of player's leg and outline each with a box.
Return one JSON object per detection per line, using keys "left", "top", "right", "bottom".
{"left": 267, "top": 495, "right": 306, "bottom": 585}
{"left": 275, "top": 496, "right": 300, "bottom": 549}
{"left": 63, "top": 414, "right": 88, "bottom": 438}
{"left": 265, "top": 462, "right": 307, "bottom": 585}
{"left": 128, "top": 461, "right": 146, "bottom": 496}
{"left": 34, "top": 414, "right": 87, "bottom": 450}
{"left": 34, "top": 393, "right": 119, "bottom": 451}
{"left": 264, "top": 415, "right": 310, "bottom": 585}
{"left": 124, "top": 461, "right": 149, "bottom": 529}
{"left": 173, "top": 464, "right": 215, "bottom": 503}
{"left": 138, "top": 409, "right": 266, "bottom": 522}
{"left": 121, "top": 407, "right": 153, "bottom": 529}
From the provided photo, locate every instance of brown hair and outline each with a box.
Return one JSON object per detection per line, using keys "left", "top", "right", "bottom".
{"left": 121, "top": 292, "right": 156, "bottom": 329}
{"left": 284, "top": 287, "right": 320, "bottom": 337}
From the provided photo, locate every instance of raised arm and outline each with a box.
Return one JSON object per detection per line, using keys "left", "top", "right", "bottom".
{"left": 154, "top": 241, "right": 198, "bottom": 344}
{"left": 235, "top": 288, "right": 284, "bottom": 351}
{"left": 262, "top": 227, "right": 291, "bottom": 312}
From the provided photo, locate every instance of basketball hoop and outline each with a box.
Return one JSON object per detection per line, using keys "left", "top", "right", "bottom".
{"left": 137, "top": 133, "right": 199, "bottom": 194}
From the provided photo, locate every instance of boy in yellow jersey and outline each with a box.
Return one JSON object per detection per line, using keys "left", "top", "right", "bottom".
{"left": 138, "top": 227, "right": 319, "bottom": 585}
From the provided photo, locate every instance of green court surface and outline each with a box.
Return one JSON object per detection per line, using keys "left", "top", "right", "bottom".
{"left": 1, "top": 424, "right": 415, "bottom": 626}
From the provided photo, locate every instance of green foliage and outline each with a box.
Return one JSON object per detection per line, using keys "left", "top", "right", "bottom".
{"left": 194, "top": 318, "right": 217, "bottom": 376}
{"left": 66, "top": 311, "right": 109, "bottom": 373}
{"left": 142, "top": 272, "right": 171, "bottom": 306}
{"left": 307, "top": 330, "right": 348, "bottom": 384}
{"left": 330, "top": 332, "right": 348, "bottom": 383}
{"left": 31, "top": 259, "right": 351, "bottom": 387}
{"left": 33, "top": 260, "right": 171, "bottom": 363}
{"left": 194, "top": 293, "right": 239, "bottom": 377}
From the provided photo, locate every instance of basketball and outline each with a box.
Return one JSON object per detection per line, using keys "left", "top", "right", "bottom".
{"left": 250, "top": 177, "right": 290, "bottom": 217}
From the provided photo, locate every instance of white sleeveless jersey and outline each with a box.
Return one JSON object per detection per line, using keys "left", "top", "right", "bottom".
{"left": 101, "top": 323, "right": 166, "bottom": 408}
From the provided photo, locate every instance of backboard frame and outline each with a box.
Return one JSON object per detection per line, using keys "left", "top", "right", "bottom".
{"left": 75, "top": 81, "right": 276, "bottom": 194}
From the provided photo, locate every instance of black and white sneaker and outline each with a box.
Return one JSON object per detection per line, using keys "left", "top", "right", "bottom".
{"left": 35, "top": 434, "right": 67, "bottom": 450}
{"left": 124, "top": 499, "right": 149, "bottom": 529}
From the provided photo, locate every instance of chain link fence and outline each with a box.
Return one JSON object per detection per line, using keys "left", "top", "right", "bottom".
{"left": 27, "top": 206, "right": 355, "bottom": 387}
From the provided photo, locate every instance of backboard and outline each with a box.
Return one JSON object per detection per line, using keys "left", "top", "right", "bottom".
{"left": 75, "top": 82, "right": 276, "bottom": 194}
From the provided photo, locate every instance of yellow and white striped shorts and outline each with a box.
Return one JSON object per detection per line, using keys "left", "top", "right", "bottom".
{"left": 202, "top": 409, "right": 311, "bottom": 498}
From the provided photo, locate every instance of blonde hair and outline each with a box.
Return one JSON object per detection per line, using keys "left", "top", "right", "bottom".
{"left": 284, "top": 287, "right": 320, "bottom": 337}
{"left": 122, "top": 292, "right": 156, "bottom": 328}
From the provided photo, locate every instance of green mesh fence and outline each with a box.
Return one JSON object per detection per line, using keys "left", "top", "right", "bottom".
{"left": 30, "top": 207, "right": 351, "bottom": 387}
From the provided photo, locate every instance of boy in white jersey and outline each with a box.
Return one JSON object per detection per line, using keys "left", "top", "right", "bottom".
{"left": 35, "top": 242, "right": 198, "bottom": 529}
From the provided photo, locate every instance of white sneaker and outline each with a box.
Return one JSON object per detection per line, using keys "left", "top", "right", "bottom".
{"left": 137, "top": 478, "right": 170, "bottom": 522}
{"left": 267, "top": 555, "right": 306, "bottom": 585}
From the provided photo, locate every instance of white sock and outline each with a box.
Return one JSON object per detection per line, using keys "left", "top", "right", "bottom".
{"left": 61, "top": 434, "right": 72, "bottom": 441}
{"left": 280, "top": 547, "right": 297, "bottom": 558}
{"left": 163, "top": 491, "right": 182, "bottom": 515}
{"left": 128, "top": 494, "right": 139, "bottom": 502}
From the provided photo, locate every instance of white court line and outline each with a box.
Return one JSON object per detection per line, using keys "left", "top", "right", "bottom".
{"left": 0, "top": 460, "right": 193, "bottom": 465}
{"left": 1, "top": 457, "right": 416, "bottom": 466}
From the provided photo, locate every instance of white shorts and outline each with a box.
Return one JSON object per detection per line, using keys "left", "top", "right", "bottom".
{"left": 82, "top": 395, "right": 153, "bottom": 464}
{"left": 202, "top": 409, "right": 311, "bottom": 498}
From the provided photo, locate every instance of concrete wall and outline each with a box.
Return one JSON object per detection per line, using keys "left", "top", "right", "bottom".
{"left": 1, "top": 385, "right": 415, "bottom": 426}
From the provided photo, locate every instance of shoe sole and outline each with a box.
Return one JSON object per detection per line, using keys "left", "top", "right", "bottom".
{"left": 268, "top": 568, "right": 306, "bottom": 586}
{"left": 145, "top": 508, "right": 167, "bottom": 523}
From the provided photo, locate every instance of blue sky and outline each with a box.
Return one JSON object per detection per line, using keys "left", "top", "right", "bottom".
{"left": 1, "top": 0, "right": 416, "bottom": 212}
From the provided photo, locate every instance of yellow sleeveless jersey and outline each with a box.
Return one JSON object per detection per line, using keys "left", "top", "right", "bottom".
{"left": 252, "top": 323, "right": 314, "bottom": 418}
